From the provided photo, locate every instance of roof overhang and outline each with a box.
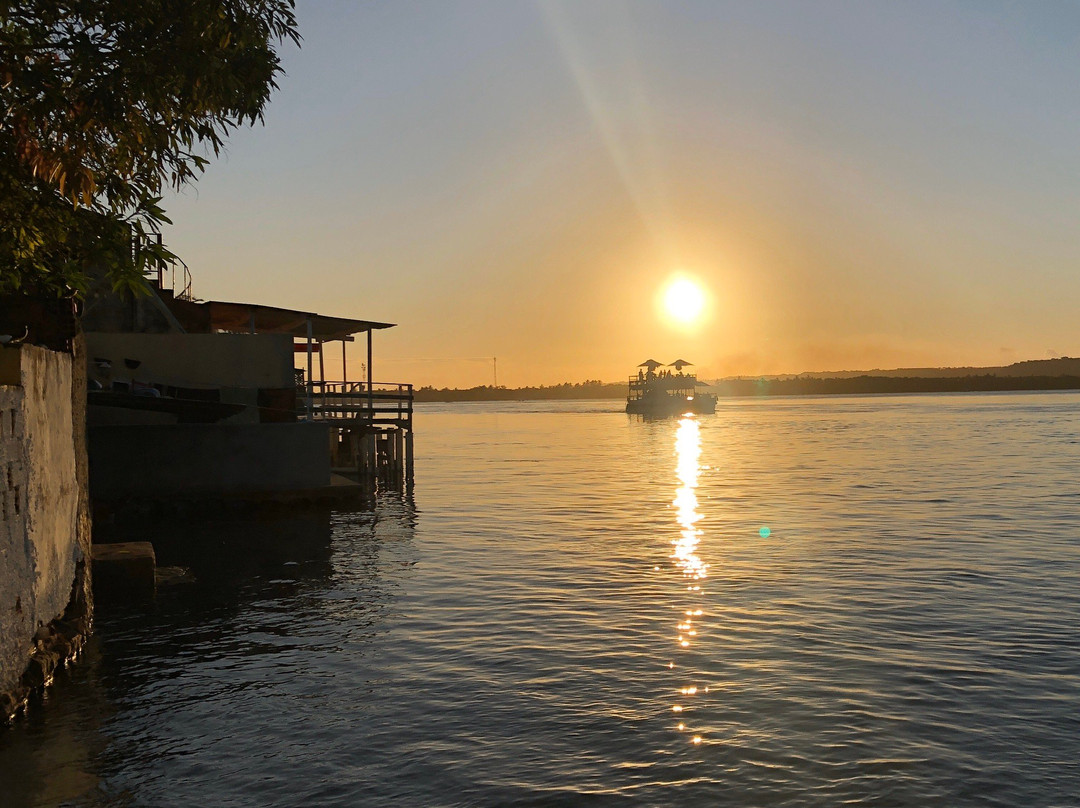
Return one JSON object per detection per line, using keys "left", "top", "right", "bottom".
{"left": 205, "top": 301, "right": 395, "bottom": 341}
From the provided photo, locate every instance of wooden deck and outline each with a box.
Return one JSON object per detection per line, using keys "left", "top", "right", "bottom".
{"left": 304, "top": 381, "right": 414, "bottom": 484}
{"left": 306, "top": 381, "right": 413, "bottom": 426}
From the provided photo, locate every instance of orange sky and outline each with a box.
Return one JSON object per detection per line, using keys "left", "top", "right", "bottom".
{"left": 162, "top": 2, "right": 1080, "bottom": 387}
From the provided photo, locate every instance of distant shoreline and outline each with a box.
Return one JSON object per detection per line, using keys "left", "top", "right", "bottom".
{"left": 710, "top": 374, "right": 1080, "bottom": 398}
{"left": 414, "top": 374, "right": 1080, "bottom": 402}
{"left": 415, "top": 357, "right": 1080, "bottom": 402}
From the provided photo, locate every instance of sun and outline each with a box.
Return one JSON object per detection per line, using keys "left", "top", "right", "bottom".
{"left": 661, "top": 277, "right": 707, "bottom": 326}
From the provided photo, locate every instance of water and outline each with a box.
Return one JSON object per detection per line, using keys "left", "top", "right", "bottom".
{"left": 3, "top": 392, "right": 1080, "bottom": 807}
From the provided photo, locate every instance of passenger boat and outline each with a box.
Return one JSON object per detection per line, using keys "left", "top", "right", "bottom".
{"left": 626, "top": 359, "right": 717, "bottom": 416}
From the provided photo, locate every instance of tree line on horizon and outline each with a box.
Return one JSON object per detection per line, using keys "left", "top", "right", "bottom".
{"left": 414, "top": 374, "right": 1080, "bottom": 402}
{"left": 415, "top": 380, "right": 624, "bottom": 402}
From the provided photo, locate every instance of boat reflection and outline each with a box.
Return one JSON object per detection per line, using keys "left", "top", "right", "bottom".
{"left": 670, "top": 416, "right": 708, "bottom": 743}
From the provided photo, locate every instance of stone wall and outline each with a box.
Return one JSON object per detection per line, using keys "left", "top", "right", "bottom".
{"left": 0, "top": 383, "right": 34, "bottom": 704}
{"left": 0, "top": 343, "right": 91, "bottom": 719}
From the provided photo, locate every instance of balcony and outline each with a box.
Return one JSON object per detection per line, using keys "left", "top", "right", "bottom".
{"left": 304, "top": 381, "right": 413, "bottom": 426}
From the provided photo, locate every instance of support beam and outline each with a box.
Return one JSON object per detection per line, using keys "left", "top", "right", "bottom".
{"left": 306, "top": 317, "right": 314, "bottom": 419}
{"left": 318, "top": 339, "right": 325, "bottom": 389}
{"left": 366, "top": 329, "right": 373, "bottom": 422}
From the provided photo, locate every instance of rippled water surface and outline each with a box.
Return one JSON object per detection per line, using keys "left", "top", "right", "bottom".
{"left": 4, "top": 393, "right": 1080, "bottom": 807}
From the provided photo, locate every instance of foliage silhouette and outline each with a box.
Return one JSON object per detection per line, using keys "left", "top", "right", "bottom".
{"left": 0, "top": 0, "right": 299, "bottom": 296}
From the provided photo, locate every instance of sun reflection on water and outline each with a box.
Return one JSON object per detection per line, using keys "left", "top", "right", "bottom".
{"left": 669, "top": 416, "right": 708, "bottom": 745}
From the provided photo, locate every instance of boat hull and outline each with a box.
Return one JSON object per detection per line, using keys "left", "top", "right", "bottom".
{"left": 626, "top": 393, "right": 716, "bottom": 416}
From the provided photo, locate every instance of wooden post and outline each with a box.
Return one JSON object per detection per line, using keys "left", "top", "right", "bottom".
{"left": 366, "top": 329, "right": 373, "bottom": 422}
{"left": 305, "top": 317, "right": 313, "bottom": 419}
{"left": 394, "top": 428, "right": 404, "bottom": 480}
{"left": 318, "top": 339, "right": 325, "bottom": 412}
{"left": 361, "top": 431, "right": 375, "bottom": 476}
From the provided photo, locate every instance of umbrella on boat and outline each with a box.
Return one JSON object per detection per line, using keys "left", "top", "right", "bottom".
{"left": 638, "top": 359, "right": 663, "bottom": 370}
{"left": 669, "top": 359, "right": 693, "bottom": 371}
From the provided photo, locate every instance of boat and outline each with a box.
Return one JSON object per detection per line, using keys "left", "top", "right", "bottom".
{"left": 626, "top": 359, "right": 717, "bottom": 416}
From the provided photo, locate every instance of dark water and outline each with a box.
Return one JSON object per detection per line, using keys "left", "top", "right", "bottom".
{"left": 3, "top": 393, "right": 1080, "bottom": 807}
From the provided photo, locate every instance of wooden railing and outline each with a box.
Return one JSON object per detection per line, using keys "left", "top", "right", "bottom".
{"left": 628, "top": 374, "right": 700, "bottom": 398}
{"left": 304, "top": 381, "right": 413, "bottom": 426}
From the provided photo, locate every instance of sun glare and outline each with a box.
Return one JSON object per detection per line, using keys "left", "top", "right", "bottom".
{"left": 661, "top": 277, "right": 707, "bottom": 327}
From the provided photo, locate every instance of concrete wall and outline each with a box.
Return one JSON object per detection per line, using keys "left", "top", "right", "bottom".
{"left": 85, "top": 332, "right": 295, "bottom": 391}
{"left": 80, "top": 281, "right": 184, "bottom": 334}
{"left": 0, "top": 344, "right": 85, "bottom": 706}
{"left": 0, "top": 384, "right": 34, "bottom": 701}
{"left": 88, "top": 422, "right": 331, "bottom": 499}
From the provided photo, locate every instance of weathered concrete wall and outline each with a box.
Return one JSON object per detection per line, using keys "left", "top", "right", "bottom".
{"left": 88, "top": 422, "right": 331, "bottom": 499}
{"left": 85, "top": 332, "right": 295, "bottom": 391}
{"left": 0, "top": 344, "right": 88, "bottom": 715}
{"left": 70, "top": 332, "right": 93, "bottom": 630}
{"left": 0, "top": 384, "right": 34, "bottom": 703}
{"left": 21, "top": 347, "right": 79, "bottom": 624}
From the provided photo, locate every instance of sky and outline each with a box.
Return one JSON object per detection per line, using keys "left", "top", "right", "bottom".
{"left": 162, "top": 1, "right": 1080, "bottom": 387}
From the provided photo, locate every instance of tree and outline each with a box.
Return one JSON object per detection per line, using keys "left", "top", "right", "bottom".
{"left": 0, "top": 0, "right": 299, "bottom": 296}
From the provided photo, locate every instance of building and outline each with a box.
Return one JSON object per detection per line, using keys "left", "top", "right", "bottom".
{"left": 82, "top": 266, "right": 413, "bottom": 505}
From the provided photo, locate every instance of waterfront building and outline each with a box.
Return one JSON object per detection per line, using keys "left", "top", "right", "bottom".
{"left": 82, "top": 263, "right": 413, "bottom": 506}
